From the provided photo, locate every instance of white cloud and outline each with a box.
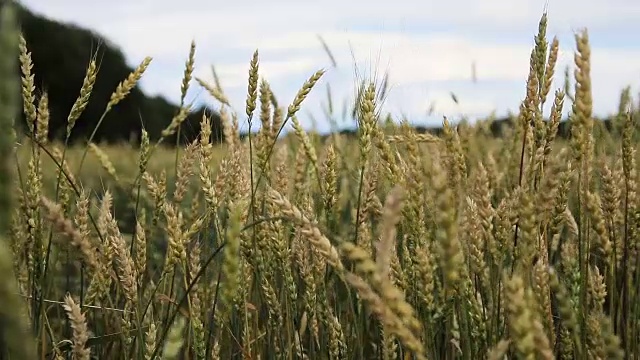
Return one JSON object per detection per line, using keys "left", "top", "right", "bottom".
{"left": 211, "top": 57, "right": 321, "bottom": 88}
{"left": 24, "top": 0, "right": 640, "bottom": 33}
{"left": 20, "top": 0, "right": 640, "bottom": 130}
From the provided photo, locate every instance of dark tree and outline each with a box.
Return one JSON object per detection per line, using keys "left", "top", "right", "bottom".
{"left": 15, "top": 3, "right": 224, "bottom": 146}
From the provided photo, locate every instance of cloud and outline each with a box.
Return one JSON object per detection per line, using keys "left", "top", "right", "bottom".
{"left": 21, "top": 0, "right": 640, "bottom": 130}
{"left": 25, "top": 0, "right": 640, "bottom": 33}
{"left": 212, "top": 57, "right": 321, "bottom": 89}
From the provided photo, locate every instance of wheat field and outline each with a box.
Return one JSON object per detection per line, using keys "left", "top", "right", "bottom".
{"left": 0, "top": 4, "right": 639, "bottom": 360}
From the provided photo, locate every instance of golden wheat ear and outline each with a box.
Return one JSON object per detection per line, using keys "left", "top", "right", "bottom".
{"left": 0, "top": 2, "right": 38, "bottom": 359}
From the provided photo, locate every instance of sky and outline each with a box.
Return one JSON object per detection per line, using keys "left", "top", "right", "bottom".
{"left": 21, "top": 0, "right": 640, "bottom": 134}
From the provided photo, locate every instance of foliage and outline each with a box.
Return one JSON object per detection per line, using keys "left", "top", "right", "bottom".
{"left": 15, "top": 2, "right": 224, "bottom": 145}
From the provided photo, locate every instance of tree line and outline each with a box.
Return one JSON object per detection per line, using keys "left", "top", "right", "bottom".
{"left": 15, "top": 2, "right": 636, "bottom": 147}
{"left": 17, "top": 3, "right": 223, "bottom": 146}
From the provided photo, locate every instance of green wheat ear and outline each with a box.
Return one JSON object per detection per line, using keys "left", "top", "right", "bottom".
{"left": 0, "top": 2, "right": 37, "bottom": 359}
